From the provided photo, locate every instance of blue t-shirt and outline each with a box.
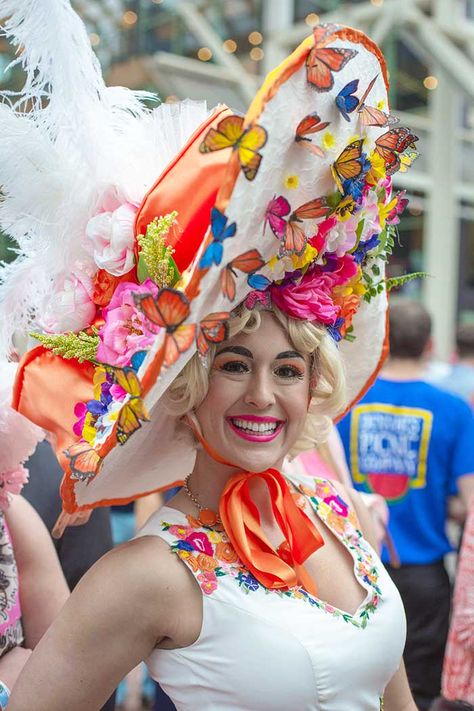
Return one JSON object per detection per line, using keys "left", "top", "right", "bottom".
{"left": 337, "top": 378, "right": 474, "bottom": 565}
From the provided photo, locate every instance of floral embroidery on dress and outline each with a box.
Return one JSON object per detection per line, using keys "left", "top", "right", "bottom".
{"left": 161, "top": 477, "right": 383, "bottom": 628}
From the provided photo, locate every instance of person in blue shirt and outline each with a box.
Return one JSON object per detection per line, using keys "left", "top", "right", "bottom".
{"left": 337, "top": 299, "right": 474, "bottom": 711}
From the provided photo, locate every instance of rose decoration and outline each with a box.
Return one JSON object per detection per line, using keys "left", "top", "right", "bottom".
{"left": 41, "top": 270, "right": 96, "bottom": 333}
{"left": 85, "top": 202, "right": 137, "bottom": 277}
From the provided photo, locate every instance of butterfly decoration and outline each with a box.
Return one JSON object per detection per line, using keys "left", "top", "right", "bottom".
{"left": 244, "top": 290, "right": 272, "bottom": 311}
{"left": 199, "top": 115, "right": 267, "bottom": 181}
{"left": 221, "top": 249, "right": 266, "bottom": 301}
{"left": 294, "top": 113, "right": 330, "bottom": 157}
{"left": 375, "top": 127, "right": 418, "bottom": 175}
{"left": 355, "top": 75, "right": 398, "bottom": 127}
{"left": 279, "top": 197, "right": 333, "bottom": 257}
{"left": 108, "top": 367, "right": 150, "bottom": 445}
{"left": 197, "top": 312, "right": 230, "bottom": 357}
{"left": 64, "top": 442, "right": 103, "bottom": 483}
{"left": 135, "top": 288, "right": 196, "bottom": 367}
{"left": 335, "top": 79, "right": 359, "bottom": 122}
{"left": 264, "top": 195, "right": 291, "bottom": 239}
{"left": 331, "top": 139, "right": 365, "bottom": 194}
{"left": 306, "top": 25, "right": 358, "bottom": 92}
{"left": 199, "top": 207, "right": 236, "bottom": 269}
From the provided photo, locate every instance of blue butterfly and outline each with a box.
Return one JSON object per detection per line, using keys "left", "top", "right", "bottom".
{"left": 335, "top": 79, "right": 359, "bottom": 122}
{"left": 247, "top": 273, "right": 271, "bottom": 291}
{"left": 200, "top": 207, "right": 237, "bottom": 269}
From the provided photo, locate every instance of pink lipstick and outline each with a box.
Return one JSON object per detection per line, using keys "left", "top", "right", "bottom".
{"left": 226, "top": 415, "right": 285, "bottom": 443}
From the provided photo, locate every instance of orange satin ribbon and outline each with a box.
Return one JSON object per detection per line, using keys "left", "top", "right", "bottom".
{"left": 184, "top": 415, "right": 324, "bottom": 596}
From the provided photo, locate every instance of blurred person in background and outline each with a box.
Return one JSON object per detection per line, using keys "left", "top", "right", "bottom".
{"left": 426, "top": 323, "right": 474, "bottom": 408}
{"left": 0, "top": 361, "right": 69, "bottom": 704}
{"left": 337, "top": 300, "right": 474, "bottom": 710}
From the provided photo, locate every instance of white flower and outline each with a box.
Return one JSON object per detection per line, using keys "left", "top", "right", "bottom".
{"left": 85, "top": 202, "right": 137, "bottom": 276}
{"left": 41, "top": 270, "right": 96, "bottom": 333}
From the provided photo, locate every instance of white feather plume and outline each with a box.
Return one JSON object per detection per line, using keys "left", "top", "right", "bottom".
{"left": 0, "top": 0, "right": 208, "bottom": 357}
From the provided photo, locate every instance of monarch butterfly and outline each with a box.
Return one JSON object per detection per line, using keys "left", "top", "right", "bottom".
{"left": 279, "top": 197, "right": 333, "bottom": 257}
{"left": 306, "top": 25, "right": 357, "bottom": 92}
{"left": 197, "top": 313, "right": 230, "bottom": 357}
{"left": 64, "top": 442, "right": 103, "bottom": 483}
{"left": 199, "top": 115, "right": 267, "bottom": 181}
{"left": 295, "top": 113, "right": 330, "bottom": 157}
{"left": 134, "top": 288, "right": 196, "bottom": 367}
{"left": 355, "top": 76, "right": 398, "bottom": 127}
{"left": 375, "top": 127, "right": 418, "bottom": 175}
{"left": 331, "top": 139, "right": 365, "bottom": 193}
{"left": 221, "top": 249, "right": 265, "bottom": 301}
{"left": 199, "top": 207, "right": 236, "bottom": 269}
{"left": 110, "top": 367, "right": 150, "bottom": 445}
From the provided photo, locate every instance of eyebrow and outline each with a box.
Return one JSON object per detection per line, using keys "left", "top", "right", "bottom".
{"left": 215, "top": 346, "right": 304, "bottom": 361}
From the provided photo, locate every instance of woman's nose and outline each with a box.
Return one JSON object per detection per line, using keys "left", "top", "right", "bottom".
{"left": 243, "top": 371, "right": 275, "bottom": 409}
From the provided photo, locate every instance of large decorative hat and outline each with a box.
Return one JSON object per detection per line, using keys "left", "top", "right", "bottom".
{"left": 0, "top": 2, "right": 417, "bottom": 517}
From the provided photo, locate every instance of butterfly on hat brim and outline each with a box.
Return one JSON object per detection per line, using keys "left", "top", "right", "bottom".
{"left": 335, "top": 79, "right": 359, "bottom": 122}
{"left": 106, "top": 366, "right": 150, "bottom": 446}
{"left": 331, "top": 138, "right": 365, "bottom": 194}
{"left": 355, "top": 75, "right": 398, "bottom": 127}
{"left": 279, "top": 197, "right": 334, "bottom": 257}
{"left": 294, "top": 113, "right": 330, "bottom": 157}
{"left": 221, "top": 249, "right": 266, "bottom": 301}
{"left": 375, "top": 127, "right": 419, "bottom": 175}
{"left": 64, "top": 442, "right": 103, "bottom": 483}
{"left": 306, "top": 25, "right": 358, "bottom": 92}
{"left": 264, "top": 195, "right": 291, "bottom": 239}
{"left": 199, "top": 207, "right": 237, "bottom": 269}
{"left": 197, "top": 312, "right": 230, "bottom": 357}
{"left": 134, "top": 288, "right": 196, "bottom": 368}
{"left": 199, "top": 115, "right": 267, "bottom": 182}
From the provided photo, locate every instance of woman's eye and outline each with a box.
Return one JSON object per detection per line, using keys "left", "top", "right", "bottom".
{"left": 220, "top": 360, "right": 249, "bottom": 374}
{"left": 274, "top": 364, "right": 305, "bottom": 380}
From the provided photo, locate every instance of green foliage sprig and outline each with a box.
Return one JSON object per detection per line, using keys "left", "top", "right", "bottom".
{"left": 31, "top": 330, "right": 99, "bottom": 364}
{"left": 137, "top": 212, "right": 180, "bottom": 287}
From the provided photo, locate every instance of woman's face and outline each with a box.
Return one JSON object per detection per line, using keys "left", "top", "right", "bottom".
{"left": 195, "top": 311, "right": 311, "bottom": 472}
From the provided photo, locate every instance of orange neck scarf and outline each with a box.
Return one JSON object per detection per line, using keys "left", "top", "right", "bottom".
{"left": 185, "top": 415, "right": 324, "bottom": 596}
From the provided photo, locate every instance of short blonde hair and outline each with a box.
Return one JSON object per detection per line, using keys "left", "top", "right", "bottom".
{"left": 164, "top": 304, "right": 346, "bottom": 455}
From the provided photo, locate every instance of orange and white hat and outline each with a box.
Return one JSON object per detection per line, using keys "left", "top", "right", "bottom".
{"left": 0, "top": 2, "right": 417, "bottom": 516}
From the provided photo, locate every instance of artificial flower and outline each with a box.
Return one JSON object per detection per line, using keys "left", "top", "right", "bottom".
{"left": 284, "top": 174, "right": 299, "bottom": 190}
{"left": 322, "top": 131, "right": 336, "bottom": 150}
{"left": 96, "top": 278, "right": 160, "bottom": 367}
{"left": 41, "top": 269, "right": 97, "bottom": 334}
{"left": 85, "top": 202, "right": 138, "bottom": 277}
{"left": 366, "top": 151, "right": 386, "bottom": 186}
{"left": 92, "top": 269, "right": 126, "bottom": 307}
{"left": 270, "top": 267, "right": 340, "bottom": 325}
{"left": 324, "top": 215, "right": 358, "bottom": 257}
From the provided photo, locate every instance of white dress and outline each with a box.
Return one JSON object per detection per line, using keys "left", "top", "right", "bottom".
{"left": 139, "top": 475, "right": 406, "bottom": 710}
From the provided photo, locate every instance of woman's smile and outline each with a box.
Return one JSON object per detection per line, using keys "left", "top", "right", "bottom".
{"left": 226, "top": 415, "right": 285, "bottom": 442}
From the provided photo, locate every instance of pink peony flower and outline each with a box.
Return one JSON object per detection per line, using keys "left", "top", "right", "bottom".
{"left": 41, "top": 270, "right": 97, "bottom": 333}
{"left": 271, "top": 269, "right": 340, "bottom": 324}
{"left": 85, "top": 202, "right": 138, "bottom": 276}
{"left": 96, "top": 278, "right": 161, "bottom": 367}
{"left": 186, "top": 532, "right": 213, "bottom": 556}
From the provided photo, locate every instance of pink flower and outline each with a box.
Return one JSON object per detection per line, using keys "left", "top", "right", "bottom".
{"left": 271, "top": 270, "right": 339, "bottom": 324}
{"left": 96, "top": 279, "right": 160, "bottom": 367}
{"left": 309, "top": 215, "right": 337, "bottom": 253}
{"left": 168, "top": 524, "right": 193, "bottom": 539}
{"left": 186, "top": 531, "right": 213, "bottom": 556}
{"left": 41, "top": 270, "right": 96, "bottom": 333}
{"left": 85, "top": 203, "right": 137, "bottom": 276}
{"left": 197, "top": 572, "right": 218, "bottom": 595}
{"left": 324, "top": 216, "right": 358, "bottom": 256}
{"left": 73, "top": 402, "right": 88, "bottom": 437}
{"left": 323, "top": 495, "right": 349, "bottom": 517}
{"left": 0, "top": 466, "right": 29, "bottom": 510}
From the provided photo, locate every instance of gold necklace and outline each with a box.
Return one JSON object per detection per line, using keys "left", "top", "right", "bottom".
{"left": 184, "top": 474, "right": 221, "bottom": 527}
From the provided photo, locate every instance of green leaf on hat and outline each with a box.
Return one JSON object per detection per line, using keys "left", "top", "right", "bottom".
{"left": 30, "top": 330, "right": 100, "bottom": 364}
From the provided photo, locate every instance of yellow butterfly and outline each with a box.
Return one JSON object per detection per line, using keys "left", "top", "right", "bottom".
{"left": 111, "top": 367, "right": 150, "bottom": 445}
{"left": 199, "top": 115, "right": 267, "bottom": 181}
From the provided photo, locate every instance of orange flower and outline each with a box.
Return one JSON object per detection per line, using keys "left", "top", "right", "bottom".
{"left": 333, "top": 292, "right": 360, "bottom": 337}
{"left": 215, "top": 542, "right": 238, "bottom": 564}
{"left": 186, "top": 514, "right": 202, "bottom": 529}
{"left": 196, "top": 554, "right": 219, "bottom": 572}
{"left": 185, "top": 554, "right": 200, "bottom": 572}
{"left": 92, "top": 268, "right": 135, "bottom": 306}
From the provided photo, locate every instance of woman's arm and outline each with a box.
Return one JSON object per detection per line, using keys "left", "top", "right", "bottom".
{"left": 5, "top": 495, "right": 69, "bottom": 649}
{"left": 8, "top": 536, "right": 177, "bottom": 711}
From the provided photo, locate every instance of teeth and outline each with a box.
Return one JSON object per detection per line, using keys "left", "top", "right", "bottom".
{"left": 232, "top": 419, "right": 279, "bottom": 433}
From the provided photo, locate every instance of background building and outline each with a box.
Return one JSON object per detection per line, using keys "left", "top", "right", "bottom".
{"left": 1, "top": 0, "right": 473, "bottom": 359}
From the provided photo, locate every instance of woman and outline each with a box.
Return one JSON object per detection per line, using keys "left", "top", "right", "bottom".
{"left": 0, "top": 2, "right": 419, "bottom": 709}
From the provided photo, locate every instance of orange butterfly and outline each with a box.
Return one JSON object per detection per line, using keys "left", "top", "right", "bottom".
{"left": 197, "top": 313, "right": 230, "bottom": 357}
{"left": 135, "top": 288, "right": 196, "bottom": 367}
{"left": 221, "top": 249, "right": 265, "bottom": 301}
{"left": 280, "top": 197, "right": 333, "bottom": 257}
{"left": 356, "top": 75, "right": 398, "bottom": 127}
{"left": 199, "top": 115, "right": 267, "bottom": 181}
{"left": 375, "top": 127, "right": 418, "bottom": 175}
{"left": 64, "top": 442, "right": 103, "bottom": 483}
{"left": 111, "top": 367, "right": 150, "bottom": 445}
{"left": 295, "top": 113, "right": 330, "bottom": 157}
{"left": 306, "top": 25, "right": 357, "bottom": 92}
{"left": 331, "top": 139, "right": 365, "bottom": 193}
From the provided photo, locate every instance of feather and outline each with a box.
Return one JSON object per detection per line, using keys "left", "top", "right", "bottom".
{"left": 0, "top": 0, "right": 208, "bottom": 358}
